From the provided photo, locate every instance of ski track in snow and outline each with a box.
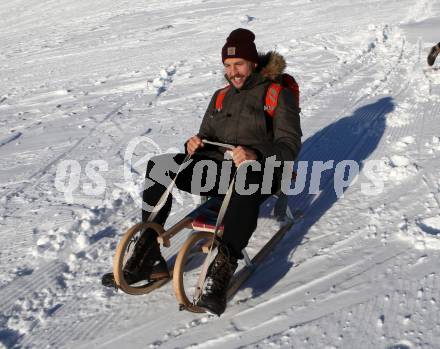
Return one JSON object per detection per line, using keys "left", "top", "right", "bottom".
{"left": 1, "top": 0, "right": 440, "bottom": 348}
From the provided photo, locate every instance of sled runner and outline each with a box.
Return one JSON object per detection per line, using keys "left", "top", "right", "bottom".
{"left": 111, "top": 196, "right": 222, "bottom": 295}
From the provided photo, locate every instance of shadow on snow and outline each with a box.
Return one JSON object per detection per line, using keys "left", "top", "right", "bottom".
{"left": 246, "top": 96, "right": 395, "bottom": 298}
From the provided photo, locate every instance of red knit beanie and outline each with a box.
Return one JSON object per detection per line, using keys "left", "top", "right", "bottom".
{"left": 222, "top": 28, "right": 258, "bottom": 63}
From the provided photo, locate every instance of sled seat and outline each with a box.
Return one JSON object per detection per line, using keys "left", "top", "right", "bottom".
{"left": 191, "top": 202, "right": 224, "bottom": 233}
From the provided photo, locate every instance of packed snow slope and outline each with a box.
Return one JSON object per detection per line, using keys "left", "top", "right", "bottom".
{"left": 1, "top": 0, "right": 440, "bottom": 348}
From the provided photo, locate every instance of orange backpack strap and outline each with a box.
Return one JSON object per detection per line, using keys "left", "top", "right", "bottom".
{"left": 264, "top": 74, "right": 300, "bottom": 117}
{"left": 264, "top": 83, "right": 283, "bottom": 118}
{"left": 215, "top": 86, "right": 231, "bottom": 112}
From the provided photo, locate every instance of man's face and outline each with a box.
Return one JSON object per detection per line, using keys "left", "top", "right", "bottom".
{"left": 224, "top": 58, "right": 256, "bottom": 89}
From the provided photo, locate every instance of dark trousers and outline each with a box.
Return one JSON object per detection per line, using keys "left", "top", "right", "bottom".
{"left": 141, "top": 153, "right": 279, "bottom": 259}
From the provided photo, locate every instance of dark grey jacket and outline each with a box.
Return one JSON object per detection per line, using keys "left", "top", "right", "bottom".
{"left": 196, "top": 52, "right": 302, "bottom": 163}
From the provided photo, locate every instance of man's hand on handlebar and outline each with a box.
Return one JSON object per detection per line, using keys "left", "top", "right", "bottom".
{"left": 231, "top": 146, "right": 257, "bottom": 166}
{"left": 186, "top": 137, "right": 258, "bottom": 166}
{"left": 186, "top": 135, "right": 204, "bottom": 155}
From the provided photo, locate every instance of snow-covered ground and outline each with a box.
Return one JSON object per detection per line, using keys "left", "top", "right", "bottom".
{"left": 1, "top": 0, "right": 440, "bottom": 348}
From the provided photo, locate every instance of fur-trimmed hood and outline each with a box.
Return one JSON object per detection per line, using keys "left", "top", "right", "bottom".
{"left": 256, "top": 51, "right": 286, "bottom": 81}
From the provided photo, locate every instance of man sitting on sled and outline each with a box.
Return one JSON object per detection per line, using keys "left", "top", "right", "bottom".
{"left": 102, "top": 28, "right": 302, "bottom": 316}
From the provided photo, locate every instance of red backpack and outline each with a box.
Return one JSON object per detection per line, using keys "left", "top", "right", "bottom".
{"left": 215, "top": 73, "right": 300, "bottom": 117}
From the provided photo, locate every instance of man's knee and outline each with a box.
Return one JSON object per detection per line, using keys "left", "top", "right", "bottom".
{"left": 145, "top": 153, "right": 185, "bottom": 184}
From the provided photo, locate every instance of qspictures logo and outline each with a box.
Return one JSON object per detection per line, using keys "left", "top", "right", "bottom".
{"left": 54, "top": 137, "right": 386, "bottom": 209}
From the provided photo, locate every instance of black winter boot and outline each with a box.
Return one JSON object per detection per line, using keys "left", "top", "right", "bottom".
{"left": 196, "top": 244, "right": 238, "bottom": 316}
{"left": 428, "top": 42, "right": 440, "bottom": 66}
{"left": 101, "top": 229, "right": 169, "bottom": 288}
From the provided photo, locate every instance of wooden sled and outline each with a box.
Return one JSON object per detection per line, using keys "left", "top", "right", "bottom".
{"left": 112, "top": 193, "right": 300, "bottom": 313}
